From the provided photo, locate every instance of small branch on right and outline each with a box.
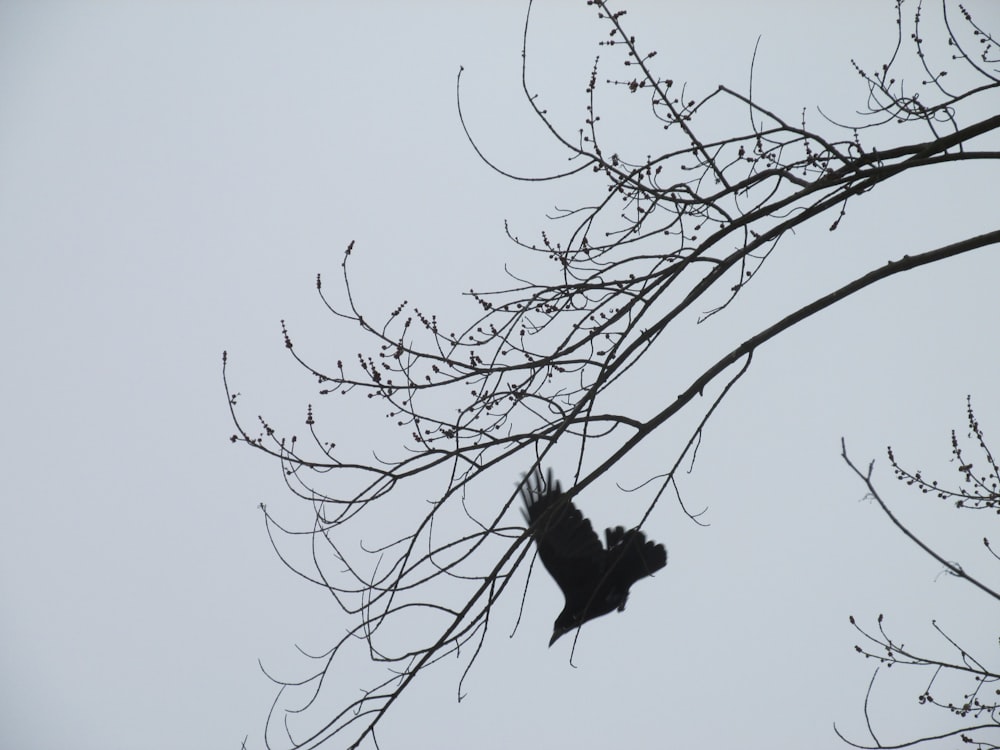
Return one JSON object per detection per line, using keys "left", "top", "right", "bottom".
{"left": 840, "top": 437, "right": 1000, "bottom": 603}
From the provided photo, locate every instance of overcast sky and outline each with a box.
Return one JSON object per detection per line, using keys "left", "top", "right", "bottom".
{"left": 2, "top": 2, "right": 998, "bottom": 749}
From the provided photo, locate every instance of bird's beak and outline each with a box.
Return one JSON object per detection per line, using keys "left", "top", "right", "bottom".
{"left": 548, "top": 628, "right": 566, "bottom": 647}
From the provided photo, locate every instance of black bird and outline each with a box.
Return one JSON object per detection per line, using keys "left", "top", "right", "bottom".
{"left": 521, "top": 468, "right": 667, "bottom": 646}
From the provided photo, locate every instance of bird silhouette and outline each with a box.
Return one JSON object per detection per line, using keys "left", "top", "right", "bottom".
{"left": 521, "top": 468, "right": 667, "bottom": 645}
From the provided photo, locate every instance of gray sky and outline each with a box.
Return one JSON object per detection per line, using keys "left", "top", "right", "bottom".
{"left": 2, "top": 2, "right": 998, "bottom": 749}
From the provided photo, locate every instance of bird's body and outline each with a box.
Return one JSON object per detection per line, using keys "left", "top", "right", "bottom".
{"left": 521, "top": 468, "right": 667, "bottom": 645}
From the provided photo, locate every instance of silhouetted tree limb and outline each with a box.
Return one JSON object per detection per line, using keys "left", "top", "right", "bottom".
{"left": 839, "top": 399, "right": 1000, "bottom": 749}
{"left": 842, "top": 437, "right": 1000, "bottom": 604}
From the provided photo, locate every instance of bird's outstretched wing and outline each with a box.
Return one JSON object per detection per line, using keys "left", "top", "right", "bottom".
{"left": 605, "top": 525, "right": 668, "bottom": 592}
{"left": 521, "top": 468, "right": 604, "bottom": 595}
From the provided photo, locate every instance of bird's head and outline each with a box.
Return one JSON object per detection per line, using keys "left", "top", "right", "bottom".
{"left": 548, "top": 612, "right": 581, "bottom": 646}
{"left": 548, "top": 624, "right": 572, "bottom": 647}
